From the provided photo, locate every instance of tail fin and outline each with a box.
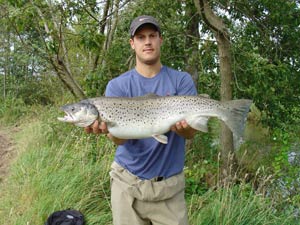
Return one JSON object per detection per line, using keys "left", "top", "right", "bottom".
{"left": 221, "top": 99, "right": 252, "bottom": 146}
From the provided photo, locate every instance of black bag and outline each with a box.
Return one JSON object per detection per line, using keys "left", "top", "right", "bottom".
{"left": 45, "top": 209, "right": 84, "bottom": 225}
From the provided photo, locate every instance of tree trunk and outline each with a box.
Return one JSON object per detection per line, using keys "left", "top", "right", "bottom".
{"left": 2, "top": 3, "right": 10, "bottom": 99}
{"left": 49, "top": 56, "right": 86, "bottom": 99}
{"left": 218, "top": 32, "right": 237, "bottom": 180}
{"left": 106, "top": 0, "right": 120, "bottom": 51}
{"left": 93, "top": 0, "right": 111, "bottom": 71}
{"left": 100, "top": 0, "right": 120, "bottom": 68}
{"left": 194, "top": 0, "right": 238, "bottom": 183}
{"left": 3, "top": 30, "right": 9, "bottom": 99}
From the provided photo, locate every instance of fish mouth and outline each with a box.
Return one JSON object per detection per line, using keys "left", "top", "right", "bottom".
{"left": 57, "top": 112, "right": 76, "bottom": 122}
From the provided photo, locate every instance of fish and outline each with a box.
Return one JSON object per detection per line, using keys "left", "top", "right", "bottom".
{"left": 57, "top": 94, "right": 252, "bottom": 145}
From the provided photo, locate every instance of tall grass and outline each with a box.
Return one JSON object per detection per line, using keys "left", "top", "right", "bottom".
{"left": 188, "top": 185, "right": 295, "bottom": 225}
{"left": 0, "top": 107, "right": 114, "bottom": 224}
{"left": 0, "top": 104, "right": 297, "bottom": 224}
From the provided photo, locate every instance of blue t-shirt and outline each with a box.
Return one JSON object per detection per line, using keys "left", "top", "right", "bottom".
{"left": 105, "top": 65, "right": 197, "bottom": 179}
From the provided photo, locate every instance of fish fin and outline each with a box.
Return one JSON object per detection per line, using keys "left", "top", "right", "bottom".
{"left": 142, "top": 93, "right": 159, "bottom": 97}
{"left": 185, "top": 115, "right": 209, "bottom": 132}
{"left": 143, "top": 93, "right": 160, "bottom": 98}
{"left": 152, "top": 134, "right": 168, "bottom": 144}
{"left": 130, "top": 93, "right": 160, "bottom": 100}
{"left": 106, "top": 121, "right": 117, "bottom": 127}
{"left": 220, "top": 99, "right": 252, "bottom": 146}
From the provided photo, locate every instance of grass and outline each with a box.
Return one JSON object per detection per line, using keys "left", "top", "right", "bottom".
{"left": 188, "top": 185, "right": 295, "bottom": 225}
{"left": 0, "top": 107, "right": 114, "bottom": 224}
{"left": 0, "top": 103, "right": 297, "bottom": 225}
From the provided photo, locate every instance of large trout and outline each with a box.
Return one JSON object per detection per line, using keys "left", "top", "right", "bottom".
{"left": 58, "top": 94, "right": 252, "bottom": 145}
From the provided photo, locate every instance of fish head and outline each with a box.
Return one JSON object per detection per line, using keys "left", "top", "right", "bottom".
{"left": 57, "top": 102, "right": 99, "bottom": 127}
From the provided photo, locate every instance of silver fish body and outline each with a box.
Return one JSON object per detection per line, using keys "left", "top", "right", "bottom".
{"left": 58, "top": 94, "right": 252, "bottom": 145}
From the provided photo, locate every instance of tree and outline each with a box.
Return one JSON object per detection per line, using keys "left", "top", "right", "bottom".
{"left": 3, "top": 0, "right": 131, "bottom": 99}
{"left": 194, "top": 0, "right": 237, "bottom": 181}
{"left": 29, "top": 0, "right": 85, "bottom": 99}
{"left": 0, "top": 2, "right": 10, "bottom": 99}
{"left": 227, "top": 0, "right": 300, "bottom": 129}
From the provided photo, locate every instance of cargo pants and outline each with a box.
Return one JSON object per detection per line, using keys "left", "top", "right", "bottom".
{"left": 110, "top": 162, "right": 188, "bottom": 225}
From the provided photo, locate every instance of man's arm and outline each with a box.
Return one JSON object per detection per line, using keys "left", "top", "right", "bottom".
{"left": 84, "top": 120, "right": 127, "bottom": 145}
{"left": 170, "top": 120, "right": 197, "bottom": 139}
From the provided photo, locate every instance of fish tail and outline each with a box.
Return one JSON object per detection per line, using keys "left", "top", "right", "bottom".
{"left": 220, "top": 99, "right": 252, "bottom": 144}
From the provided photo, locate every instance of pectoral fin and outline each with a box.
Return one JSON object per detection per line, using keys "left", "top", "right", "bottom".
{"left": 106, "top": 121, "right": 117, "bottom": 128}
{"left": 152, "top": 134, "right": 168, "bottom": 144}
{"left": 186, "top": 115, "right": 209, "bottom": 132}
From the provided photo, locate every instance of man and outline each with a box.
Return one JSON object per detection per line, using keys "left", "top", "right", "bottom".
{"left": 85, "top": 15, "right": 197, "bottom": 225}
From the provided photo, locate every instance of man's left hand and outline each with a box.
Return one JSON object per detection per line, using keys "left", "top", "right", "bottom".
{"left": 170, "top": 120, "right": 197, "bottom": 139}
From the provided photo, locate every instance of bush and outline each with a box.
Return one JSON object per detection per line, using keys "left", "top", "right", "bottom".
{"left": 0, "top": 97, "right": 28, "bottom": 125}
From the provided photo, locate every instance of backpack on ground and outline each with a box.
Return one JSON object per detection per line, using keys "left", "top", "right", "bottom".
{"left": 44, "top": 209, "right": 84, "bottom": 225}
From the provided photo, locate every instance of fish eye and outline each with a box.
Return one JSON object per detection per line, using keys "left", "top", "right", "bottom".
{"left": 71, "top": 107, "right": 75, "bottom": 112}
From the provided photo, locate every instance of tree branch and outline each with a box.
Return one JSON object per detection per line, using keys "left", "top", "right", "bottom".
{"left": 194, "top": 0, "right": 229, "bottom": 38}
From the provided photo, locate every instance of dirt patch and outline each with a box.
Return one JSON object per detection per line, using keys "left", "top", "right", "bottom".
{"left": 0, "top": 128, "right": 15, "bottom": 182}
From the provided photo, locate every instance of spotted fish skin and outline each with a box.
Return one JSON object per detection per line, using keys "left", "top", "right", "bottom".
{"left": 58, "top": 94, "right": 252, "bottom": 145}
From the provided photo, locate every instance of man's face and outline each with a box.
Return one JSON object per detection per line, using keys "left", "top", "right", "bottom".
{"left": 130, "top": 24, "right": 163, "bottom": 65}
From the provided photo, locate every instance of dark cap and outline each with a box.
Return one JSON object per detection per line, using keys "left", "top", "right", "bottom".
{"left": 130, "top": 15, "right": 161, "bottom": 37}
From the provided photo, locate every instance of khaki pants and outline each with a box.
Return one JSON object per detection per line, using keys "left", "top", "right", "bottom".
{"left": 110, "top": 162, "right": 188, "bottom": 225}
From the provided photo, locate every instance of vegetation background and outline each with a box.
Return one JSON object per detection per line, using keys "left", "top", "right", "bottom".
{"left": 0, "top": 0, "right": 299, "bottom": 224}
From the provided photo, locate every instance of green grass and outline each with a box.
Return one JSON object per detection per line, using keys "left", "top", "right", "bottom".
{"left": 188, "top": 185, "right": 295, "bottom": 225}
{"left": 0, "top": 107, "right": 114, "bottom": 224}
{"left": 0, "top": 104, "right": 297, "bottom": 225}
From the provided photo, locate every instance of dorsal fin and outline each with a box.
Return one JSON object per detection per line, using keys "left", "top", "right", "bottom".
{"left": 130, "top": 93, "right": 160, "bottom": 100}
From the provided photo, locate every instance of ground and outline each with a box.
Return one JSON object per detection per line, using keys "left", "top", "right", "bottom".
{"left": 0, "top": 128, "right": 15, "bottom": 182}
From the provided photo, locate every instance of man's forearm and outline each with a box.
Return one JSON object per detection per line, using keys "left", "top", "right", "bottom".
{"left": 107, "top": 133, "right": 127, "bottom": 145}
{"left": 176, "top": 128, "right": 197, "bottom": 139}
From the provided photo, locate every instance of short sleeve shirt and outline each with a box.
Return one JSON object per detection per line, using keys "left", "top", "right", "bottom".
{"left": 105, "top": 66, "right": 197, "bottom": 179}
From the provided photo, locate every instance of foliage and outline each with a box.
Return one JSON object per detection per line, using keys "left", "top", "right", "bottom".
{"left": 83, "top": 35, "right": 131, "bottom": 96}
{"left": 232, "top": 46, "right": 300, "bottom": 129}
{"left": 228, "top": 0, "right": 300, "bottom": 129}
{"left": 268, "top": 129, "right": 300, "bottom": 215}
{"left": 0, "top": 97, "right": 27, "bottom": 125}
{"left": 185, "top": 127, "right": 220, "bottom": 198}
{"left": 0, "top": 74, "right": 65, "bottom": 125}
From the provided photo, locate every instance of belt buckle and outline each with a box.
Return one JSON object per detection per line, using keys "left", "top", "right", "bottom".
{"left": 155, "top": 176, "right": 164, "bottom": 182}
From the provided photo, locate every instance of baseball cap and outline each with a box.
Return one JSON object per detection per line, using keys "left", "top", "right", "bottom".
{"left": 130, "top": 15, "right": 161, "bottom": 37}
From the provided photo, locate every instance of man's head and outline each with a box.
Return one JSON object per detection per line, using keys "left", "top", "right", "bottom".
{"left": 129, "top": 15, "right": 163, "bottom": 66}
{"left": 130, "top": 15, "right": 161, "bottom": 38}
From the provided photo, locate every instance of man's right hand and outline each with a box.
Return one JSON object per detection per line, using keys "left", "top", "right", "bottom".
{"left": 84, "top": 120, "right": 108, "bottom": 134}
{"left": 84, "top": 120, "right": 127, "bottom": 145}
